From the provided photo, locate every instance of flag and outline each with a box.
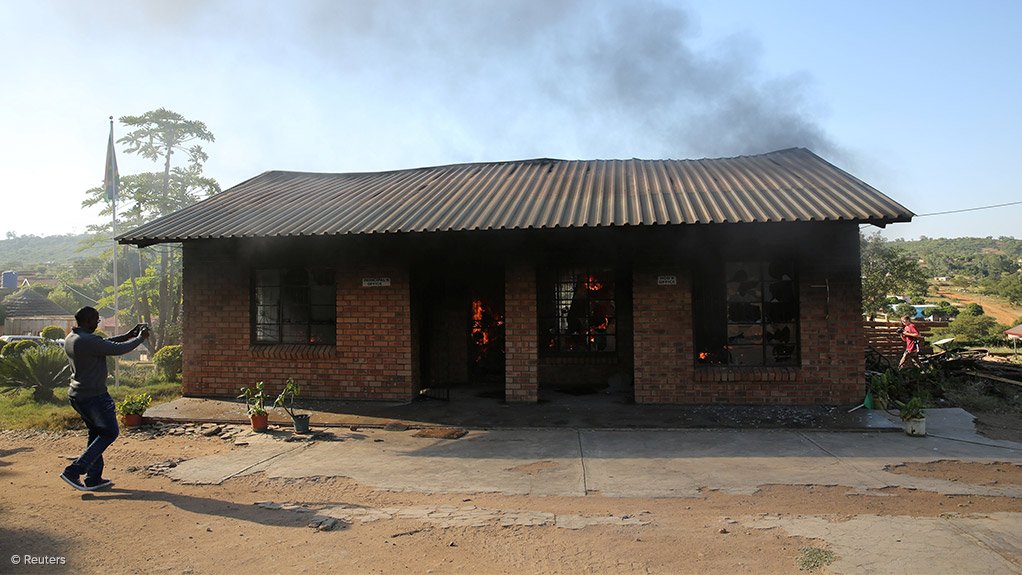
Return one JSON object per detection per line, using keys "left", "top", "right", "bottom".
{"left": 103, "top": 117, "right": 119, "bottom": 203}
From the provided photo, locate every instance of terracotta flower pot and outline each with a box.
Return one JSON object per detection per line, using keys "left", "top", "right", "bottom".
{"left": 121, "top": 413, "right": 144, "bottom": 427}
{"left": 250, "top": 413, "right": 269, "bottom": 432}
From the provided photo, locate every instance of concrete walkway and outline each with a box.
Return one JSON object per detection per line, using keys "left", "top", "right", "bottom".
{"left": 167, "top": 409, "right": 1022, "bottom": 498}
{"left": 160, "top": 408, "right": 1022, "bottom": 574}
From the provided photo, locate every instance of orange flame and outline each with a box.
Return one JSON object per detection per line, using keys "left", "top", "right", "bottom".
{"left": 582, "top": 274, "right": 603, "bottom": 292}
{"left": 471, "top": 300, "right": 489, "bottom": 345}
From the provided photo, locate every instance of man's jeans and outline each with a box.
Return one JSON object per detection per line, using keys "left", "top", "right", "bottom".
{"left": 66, "top": 393, "right": 119, "bottom": 480}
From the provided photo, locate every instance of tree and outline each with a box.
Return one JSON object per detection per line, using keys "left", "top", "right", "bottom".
{"left": 995, "top": 273, "right": 1022, "bottom": 306}
{"left": 860, "top": 232, "right": 928, "bottom": 319}
{"left": 893, "top": 303, "right": 917, "bottom": 318}
{"left": 933, "top": 300, "right": 959, "bottom": 320}
{"left": 81, "top": 109, "right": 219, "bottom": 349}
{"left": 938, "top": 308, "right": 1003, "bottom": 345}
{"left": 964, "top": 303, "right": 984, "bottom": 316}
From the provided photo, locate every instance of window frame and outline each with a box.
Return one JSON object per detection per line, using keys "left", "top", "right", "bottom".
{"left": 694, "top": 259, "right": 800, "bottom": 367}
{"left": 251, "top": 267, "right": 336, "bottom": 346}
{"left": 538, "top": 265, "right": 618, "bottom": 356}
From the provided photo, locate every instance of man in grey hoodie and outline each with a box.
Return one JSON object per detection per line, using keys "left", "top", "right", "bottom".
{"left": 60, "top": 306, "right": 149, "bottom": 491}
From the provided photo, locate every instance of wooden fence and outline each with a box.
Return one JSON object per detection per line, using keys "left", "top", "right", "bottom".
{"left": 864, "top": 320, "right": 948, "bottom": 364}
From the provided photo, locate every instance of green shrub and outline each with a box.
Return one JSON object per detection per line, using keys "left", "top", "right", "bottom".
{"left": 893, "top": 303, "right": 916, "bottom": 318}
{"left": 153, "top": 345, "right": 183, "bottom": 381}
{"left": 116, "top": 392, "right": 152, "bottom": 416}
{"left": 936, "top": 309, "right": 1007, "bottom": 346}
{"left": 1, "top": 339, "right": 41, "bottom": 358}
{"left": 0, "top": 345, "right": 70, "bottom": 402}
{"left": 40, "top": 325, "right": 66, "bottom": 340}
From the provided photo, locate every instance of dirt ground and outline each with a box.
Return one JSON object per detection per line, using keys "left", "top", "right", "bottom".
{"left": 933, "top": 287, "right": 1022, "bottom": 326}
{"left": 976, "top": 412, "right": 1022, "bottom": 443}
{"left": 2, "top": 430, "right": 1021, "bottom": 574}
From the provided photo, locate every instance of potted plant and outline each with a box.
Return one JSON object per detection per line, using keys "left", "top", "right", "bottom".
{"left": 274, "top": 377, "right": 310, "bottom": 433}
{"left": 896, "top": 396, "right": 926, "bottom": 436}
{"left": 238, "top": 381, "right": 269, "bottom": 431}
{"left": 116, "top": 392, "right": 152, "bottom": 427}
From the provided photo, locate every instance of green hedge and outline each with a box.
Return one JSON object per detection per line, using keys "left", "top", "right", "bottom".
{"left": 153, "top": 345, "right": 183, "bottom": 381}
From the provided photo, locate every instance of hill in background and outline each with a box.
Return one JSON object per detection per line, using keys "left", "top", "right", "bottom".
{"left": 0, "top": 233, "right": 107, "bottom": 272}
{"left": 892, "top": 236, "right": 1022, "bottom": 279}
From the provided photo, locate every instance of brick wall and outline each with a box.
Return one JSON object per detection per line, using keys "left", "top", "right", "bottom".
{"left": 504, "top": 260, "right": 538, "bottom": 402}
{"left": 632, "top": 224, "right": 865, "bottom": 405}
{"left": 794, "top": 233, "right": 865, "bottom": 404}
{"left": 181, "top": 224, "right": 865, "bottom": 406}
{"left": 182, "top": 241, "right": 416, "bottom": 401}
{"left": 633, "top": 267, "right": 694, "bottom": 403}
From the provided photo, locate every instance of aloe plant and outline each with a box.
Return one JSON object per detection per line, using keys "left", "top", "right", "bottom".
{"left": 0, "top": 345, "right": 70, "bottom": 402}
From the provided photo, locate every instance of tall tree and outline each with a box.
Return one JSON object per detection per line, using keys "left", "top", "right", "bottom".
{"left": 81, "top": 109, "right": 219, "bottom": 348}
{"left": 860, "top": 232, "right": 928, "bottom": 320}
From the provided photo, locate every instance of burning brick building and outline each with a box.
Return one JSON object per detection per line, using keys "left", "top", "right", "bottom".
{"left": 118, "top": 148, "right": 912, "bottom": 405}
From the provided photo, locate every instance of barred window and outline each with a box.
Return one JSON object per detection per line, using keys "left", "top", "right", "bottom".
{"left": 539, "top": 267, "right": 616, "bottom": 354}
{"left": 253, "top": 268, "right": 335, "bottom": 345}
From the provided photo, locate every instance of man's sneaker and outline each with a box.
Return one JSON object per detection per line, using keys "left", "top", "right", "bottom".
{"left": 60, "top": 471, "right": 88, "bottom": 491}
{"left": 84, "top": 478, "right": 114, "bottom": 490}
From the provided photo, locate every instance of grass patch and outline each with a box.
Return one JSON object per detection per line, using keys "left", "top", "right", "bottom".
{"left": 797, "top": 546, "right": 836, "bottom": 571}
{"left": 0, "top": 389, "right": 82, "bottom": 431}
{"left": 0, "top": 362, "right": 181, "bottom": 431}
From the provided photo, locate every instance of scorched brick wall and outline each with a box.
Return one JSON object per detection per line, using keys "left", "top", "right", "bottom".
{"left": 182, "top": 241, "right": 416, "bottom": 401}
{"left": 632, "top": 225, "right": 865, "bottom": 405}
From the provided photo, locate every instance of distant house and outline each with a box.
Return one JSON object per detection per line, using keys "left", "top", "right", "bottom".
{"left": 889, "top": 303, "right": 943, "bottom": 320}
{"left": 118, "top": 148, "right": 913, "bottom": 406}
{"left": 1006, "top": 325, "right": 1022, "bottom": 339}
{"left": 1, "top": 287, "right": 72, "bottom": 336}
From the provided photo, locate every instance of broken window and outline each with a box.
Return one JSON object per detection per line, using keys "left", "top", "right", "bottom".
{"left": 252, "top": 268, "right": 335, "bottom": 345}
{"left": 539, "top": 267, "right": 616, "bottom": 353}
{"left": 694, "top": 260, "right": 798, "bottom": 366}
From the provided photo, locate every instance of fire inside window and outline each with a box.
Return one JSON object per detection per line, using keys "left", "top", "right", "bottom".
{"left": 696, "top": 261, "right": 798, "bottom": 366}
{"left": 253, "top": 268, "right": 335, "bottom": 345}
{"left": 541, "top": 267, "right": 616, "bottom": 353}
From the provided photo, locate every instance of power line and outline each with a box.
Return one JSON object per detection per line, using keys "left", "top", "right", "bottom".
{"left": 59, "top": 282, "right": 113, "bottom": 311}
{"left": 915, "top": 200, "right": 1022, "bottom": 218}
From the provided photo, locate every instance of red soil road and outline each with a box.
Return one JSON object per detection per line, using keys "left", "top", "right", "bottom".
{"left": 934, "top": 288, "right": 1022, "bottom": 326}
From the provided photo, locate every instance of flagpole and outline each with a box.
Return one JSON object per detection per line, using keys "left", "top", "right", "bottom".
{"left": 108, "top": 116, "right": 120, "bottom": 387}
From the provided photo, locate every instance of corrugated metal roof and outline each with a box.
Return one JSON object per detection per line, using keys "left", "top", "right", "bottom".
{"left": 117, "top": 148, "right": 913, "bottom": 245}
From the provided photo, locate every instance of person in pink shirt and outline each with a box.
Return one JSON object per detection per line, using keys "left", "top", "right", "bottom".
{"left": 898, "top": 315, "right": 922, "bottom": 369}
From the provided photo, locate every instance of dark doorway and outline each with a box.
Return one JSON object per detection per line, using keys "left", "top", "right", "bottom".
{"left": 468, "top": 278, "right": 505, "bottom": 384}
{"left": 415, "top": 265, "right": 505, "bottom": 399}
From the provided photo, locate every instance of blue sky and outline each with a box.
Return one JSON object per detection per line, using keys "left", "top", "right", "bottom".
{"left": 2, "top": 0, "right": 1019, "bottom": 240}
